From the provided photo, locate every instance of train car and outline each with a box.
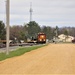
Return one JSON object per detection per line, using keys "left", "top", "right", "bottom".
{"left": 0, "top": 40, "right": 6, "bottom": 44}
{"left": 37, "top": 33, "right": 46, "bottom": 43}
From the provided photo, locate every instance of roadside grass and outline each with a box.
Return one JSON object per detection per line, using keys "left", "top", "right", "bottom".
{"left": 0, "top": 45, "right": 46, "bottom": 61}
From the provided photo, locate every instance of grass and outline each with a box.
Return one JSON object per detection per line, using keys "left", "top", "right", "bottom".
{"left": 0, "top": 45, "right": 46, "bottom": 61}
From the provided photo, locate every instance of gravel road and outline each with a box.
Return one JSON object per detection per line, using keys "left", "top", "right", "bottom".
{"left": 0, "top": 43, "right": 75, "bottom": 74}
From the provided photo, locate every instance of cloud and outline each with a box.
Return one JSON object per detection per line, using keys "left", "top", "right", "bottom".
{"left": 0, "top": 0, "right": 75, "bottom": 27}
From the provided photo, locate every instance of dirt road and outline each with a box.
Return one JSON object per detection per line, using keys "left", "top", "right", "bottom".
{"left": 0, "top": 43, "right": 75, "bottom": 74}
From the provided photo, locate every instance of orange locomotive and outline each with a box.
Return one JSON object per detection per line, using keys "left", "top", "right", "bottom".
{"left": 37, "top": 33, "right": 46, "bottom": 43}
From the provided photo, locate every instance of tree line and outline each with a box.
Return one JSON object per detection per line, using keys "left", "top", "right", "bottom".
{"left": 0, "top": 20, "right": 75, "bottom": 42}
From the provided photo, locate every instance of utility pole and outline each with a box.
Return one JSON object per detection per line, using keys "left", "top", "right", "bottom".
{"left": 54, "top": 26, "right": 58, "bottom": 43}
{"left": 6, "top": 0, "right": 10, "bottom": 55}
{"left": 29, "top": 2, "right": 33, "bottom": 22}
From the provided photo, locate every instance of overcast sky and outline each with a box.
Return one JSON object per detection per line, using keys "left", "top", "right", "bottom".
{"left": 0, "top": 0, "right": 75, "bottom": 27}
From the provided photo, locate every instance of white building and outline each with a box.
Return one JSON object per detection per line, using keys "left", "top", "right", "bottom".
{"left": 58, "top": 34, "right": 74, "bottom": 42}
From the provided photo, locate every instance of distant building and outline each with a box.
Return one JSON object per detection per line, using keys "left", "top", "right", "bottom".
{"left": 58, "top": 34, "right": 74, "bottom": 42}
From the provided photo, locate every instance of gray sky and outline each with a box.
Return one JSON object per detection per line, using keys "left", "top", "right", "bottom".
{"left": 0, "top": 0, "right": 75, "bottom": 27}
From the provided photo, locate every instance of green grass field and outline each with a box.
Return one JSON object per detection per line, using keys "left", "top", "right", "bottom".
{"left": 0, "top": 45, "right": 46, "bottom": 61}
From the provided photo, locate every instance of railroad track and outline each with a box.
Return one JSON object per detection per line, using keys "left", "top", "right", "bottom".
{"left": 0, "top": 43, "right": 44, "bottom": 53}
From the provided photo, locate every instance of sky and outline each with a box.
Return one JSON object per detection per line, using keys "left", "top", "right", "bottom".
{"left": 0, "top": 0, "right": 75, "bottom": 27}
